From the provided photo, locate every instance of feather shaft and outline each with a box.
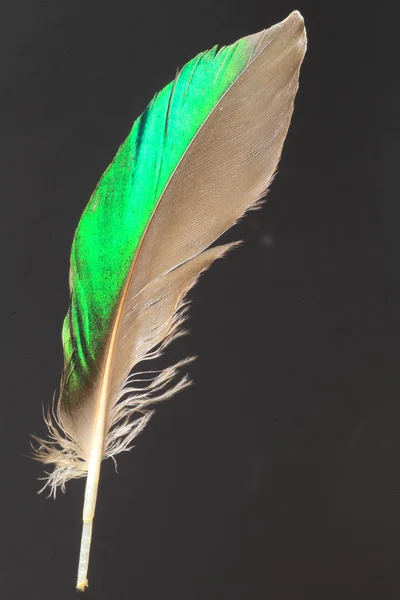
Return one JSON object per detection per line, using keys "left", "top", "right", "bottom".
{"left": 76, "top": 248, "right": 137, "bottom": 590}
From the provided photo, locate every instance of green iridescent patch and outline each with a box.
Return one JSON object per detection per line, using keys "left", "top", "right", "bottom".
{"left": 62, "top": 37, "right": 253, "bottom": 398}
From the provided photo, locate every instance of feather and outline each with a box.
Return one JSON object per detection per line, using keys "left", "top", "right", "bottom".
{"left": 32, "top": 11, "right": 306, "bottom": 590}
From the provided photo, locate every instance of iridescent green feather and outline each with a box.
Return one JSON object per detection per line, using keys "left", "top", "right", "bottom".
{"left": 62, "top": 38, "right": 254, "bottom": 403}
{"left": 34, "top": 13, "right": 307, "bottom": 590}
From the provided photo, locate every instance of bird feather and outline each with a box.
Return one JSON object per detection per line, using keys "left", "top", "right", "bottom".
{"left": 32, "top": 11, "right": 307, "bottom": 590}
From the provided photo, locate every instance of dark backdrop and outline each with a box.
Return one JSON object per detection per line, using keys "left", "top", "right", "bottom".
{"left": 0, "top": 1, "right": 393, "bottom": 599}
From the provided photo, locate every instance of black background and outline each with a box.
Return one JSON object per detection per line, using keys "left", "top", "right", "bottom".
{"left": 0, "top": 1, "right": 393, "bottom": 599}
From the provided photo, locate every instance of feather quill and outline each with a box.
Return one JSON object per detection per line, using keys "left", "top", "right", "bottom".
{"left": 33, "top": 11, "right": 306, "bottom": 590}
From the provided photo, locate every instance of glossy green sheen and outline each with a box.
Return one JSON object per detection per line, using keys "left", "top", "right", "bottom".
{"left": 62, "top": 36, "right": 255, "bottom": 399}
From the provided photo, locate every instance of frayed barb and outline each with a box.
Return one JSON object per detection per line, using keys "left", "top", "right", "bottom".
{"left": 31, "top": 400, "right": 89, "bottom": 498}
{"left": 31, "top": 357, "right": 193, "bottom": 498}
